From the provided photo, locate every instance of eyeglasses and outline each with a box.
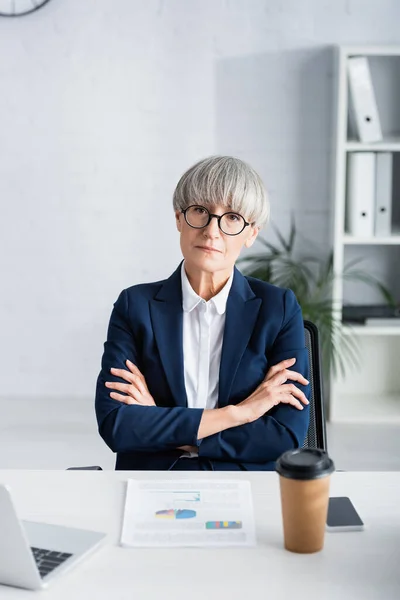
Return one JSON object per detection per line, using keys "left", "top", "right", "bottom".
{"left": 181, "top": 205, "right": 250, "bottom": 236}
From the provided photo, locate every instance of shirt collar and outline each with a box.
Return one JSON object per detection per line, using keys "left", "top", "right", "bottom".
{"left": 181, "top": 262, "right": 233, "bottom": 315}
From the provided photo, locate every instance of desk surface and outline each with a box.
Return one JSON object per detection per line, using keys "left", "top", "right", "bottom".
{"left": 0, "top": 470, "right": 399, "bottom": 600}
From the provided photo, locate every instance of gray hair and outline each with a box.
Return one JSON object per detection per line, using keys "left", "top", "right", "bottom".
{"left": 172, "top": 156, "right": 269, "bottom": 229}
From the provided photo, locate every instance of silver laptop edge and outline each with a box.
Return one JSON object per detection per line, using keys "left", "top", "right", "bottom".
{"left": 0, "top": 483, "right": 106, "bottom": 590}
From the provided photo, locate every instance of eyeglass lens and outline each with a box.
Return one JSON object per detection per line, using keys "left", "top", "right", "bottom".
{"left": 185, "top": 206, "right": 245, "bottom": 235}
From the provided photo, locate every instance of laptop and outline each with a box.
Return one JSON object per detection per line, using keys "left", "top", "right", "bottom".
{"left": 0, "top": 483, "right": 107, "bottom": 590}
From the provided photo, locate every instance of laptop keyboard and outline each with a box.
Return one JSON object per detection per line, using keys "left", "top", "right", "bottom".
{"left": 31, "top": 547, "right": 73, "bottom": 578}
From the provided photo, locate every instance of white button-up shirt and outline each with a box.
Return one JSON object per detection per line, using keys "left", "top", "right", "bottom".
{"left": 180, "top": 262, "right": 233, "bottom": 458}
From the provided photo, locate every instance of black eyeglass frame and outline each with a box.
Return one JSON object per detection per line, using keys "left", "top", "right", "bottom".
{"left": 181, "top": 205, "right": 251, "bottom": 236}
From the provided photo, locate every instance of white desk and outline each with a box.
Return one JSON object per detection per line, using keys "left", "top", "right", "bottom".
{"left": 0, "top": 471, "right": 399, "bottom": 600}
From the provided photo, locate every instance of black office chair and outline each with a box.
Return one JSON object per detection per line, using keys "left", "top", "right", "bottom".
{"left": 302, "top": 320, "right": 328, "bottom": 451}
{"left": 68, "top": 319, "right": 327, "bottom": 470}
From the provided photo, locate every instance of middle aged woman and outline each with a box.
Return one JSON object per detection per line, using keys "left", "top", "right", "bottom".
{"left": 95, "top": 156, "right": 310, "bottom": 471}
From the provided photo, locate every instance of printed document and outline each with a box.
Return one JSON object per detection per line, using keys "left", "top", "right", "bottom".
{"left": 120, "top": 479, "right": 256, "bottom": 547}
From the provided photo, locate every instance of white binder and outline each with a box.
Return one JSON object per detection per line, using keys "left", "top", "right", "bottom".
{"left": 374, "top": 152, "right": 393, "bottom": 236}
{"left": 347, "top": 56, "right": 382, "bottom": 143}
{"left": 347, "top": 152, "right": 375, "bottom": 237}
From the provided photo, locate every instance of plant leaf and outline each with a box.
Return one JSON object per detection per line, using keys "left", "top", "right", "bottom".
{"left": 235, "top": 220, "right": 395, "bottom": 380}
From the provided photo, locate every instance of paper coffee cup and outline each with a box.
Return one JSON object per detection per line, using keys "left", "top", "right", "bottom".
{"left": 275, "top": 448, "right": 335, "bottom": 553}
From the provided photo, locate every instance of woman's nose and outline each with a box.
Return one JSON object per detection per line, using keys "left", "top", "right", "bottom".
{"left": 203, "top": 215, "right": 221, "bottom": 236}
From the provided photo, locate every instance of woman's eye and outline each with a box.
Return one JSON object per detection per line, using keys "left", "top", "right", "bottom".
{"left": 227, "top": 213, "right": 239, "bottom": 221}
{"left": 194, "top": 207, "right": 206, "bottom": 214}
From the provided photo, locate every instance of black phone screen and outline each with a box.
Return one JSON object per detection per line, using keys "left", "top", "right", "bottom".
{"left": 327, "top": 496, "right": 364, "bottom": 527}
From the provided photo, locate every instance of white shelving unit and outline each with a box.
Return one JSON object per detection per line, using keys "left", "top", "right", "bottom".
{"left": 343, "top": 325, "right": 400, "bottom": 336}
{"left": 330, "top": 46, "right": 400, "bottom": 424}
{"left": 343, "top": 235, "right": 400, "bottom": 245}
{"left": 346, "top": 136, "right": 400, "bottom": 152}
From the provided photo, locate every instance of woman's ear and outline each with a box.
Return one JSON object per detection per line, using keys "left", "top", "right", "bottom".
{"left": 175, "top": 210, "right": 182, "bottom": 232}
{"left": 244, "top": 225, "right": 259, "bottom": 248}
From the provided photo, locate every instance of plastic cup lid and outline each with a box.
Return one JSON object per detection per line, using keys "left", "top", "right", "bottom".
{"left": 275, "top": 448, "right": 335, "bottom": 480}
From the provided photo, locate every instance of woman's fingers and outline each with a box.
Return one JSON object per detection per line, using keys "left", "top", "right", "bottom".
{"left": 106, "top": 381, "right": 133, "bottom": 394}
{"left": 279, "top": 393, "right": 304, "bottom": 411}
{"left": 109, "top": 385, "right": 153, "bottom": 405}
{"left": 264, "top": 358, "right": 296, "bottom": 380}
{"left": 126, "top": 359, "right": 141, "bottom": 372}
{"left": 109, "top": 367, "right": 147, "bottom": 394}
{"left": 267, "top": 367, "right": 309, "bottom": 387}
{"left": 129, "top": 373, "right": 147, "bottom": 395}
{"left": 109, "top": 361, "right": 150, "bottom": 395}
{"left": 106, "top": 381, "right": 143, "bottom": 401}
{"left": 110, "top": 367, "right": 134, "bottom": 383}
{"left": 126, "top": 360, "right": 149, "bottom": 391}
{"left": 279, "top": 383, "right": 309, "bottom": 405}
{"left": 284, "top": 370, "right": 309, "bottom": 386}
{"left": 109, "top": 391, "right": 141, "bottom": 405}
{"left": 264, "top": 358, "right": 309, "bottom": 386}
{"left": 106, "top": 377, "right": 156, "bottom": 406}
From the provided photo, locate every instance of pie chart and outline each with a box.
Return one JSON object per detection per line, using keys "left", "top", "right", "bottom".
{"left": 155, "top": 509, "right": 196, "bottom": 519}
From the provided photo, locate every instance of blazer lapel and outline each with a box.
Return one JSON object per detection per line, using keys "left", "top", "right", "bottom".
{"left": 218, "top": 268, "right": 262, "bottom": 407}
{"left": 149, "top": 264, "right": 262, "bottom": 409}
{"left": 149, "top": 264, "right": 188, "bottom": 408}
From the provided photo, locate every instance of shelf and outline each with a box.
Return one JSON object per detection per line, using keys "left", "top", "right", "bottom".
{"left": 342, "top": 46, "right": 400, "bottom": 58}
{"left": 346, "top": 136, "right": 400, "bottom": 152}
{"left": 342, "top": 235, "right": 400, "bottom": 245}
{"left": 330, "top": 393, "right": 400, "bottom": 424}
{"left": 343, "top": 325, "right": 400, "bottom": 336}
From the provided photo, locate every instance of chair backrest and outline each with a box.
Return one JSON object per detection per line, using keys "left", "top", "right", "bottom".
{"left": 302, "top": 320, "right": 327, "bottom": 451}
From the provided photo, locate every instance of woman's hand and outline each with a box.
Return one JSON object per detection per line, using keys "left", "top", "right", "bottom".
{"left": 236, "top": 358, "right": 309, "bottom": 424}
{"left": 177, "top": 445, "right": 197, "bottom": 453}
{"left": 105, "top": 360, "right": 156, "bottom": 406}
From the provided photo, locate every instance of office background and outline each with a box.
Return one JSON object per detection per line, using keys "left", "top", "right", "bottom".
{"left": 0, "top": 0, "right": 399, "bottom": 469}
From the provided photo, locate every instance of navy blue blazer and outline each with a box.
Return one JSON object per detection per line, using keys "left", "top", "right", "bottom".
{"left": 95, "top": 263, "right": 310, "bottom": 471}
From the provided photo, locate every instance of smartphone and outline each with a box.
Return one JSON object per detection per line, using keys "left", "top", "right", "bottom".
{"left": 326, "top": 496, "right": 364, "bottom": 532}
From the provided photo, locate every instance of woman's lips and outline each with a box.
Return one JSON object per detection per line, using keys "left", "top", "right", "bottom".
{"left": 196, "top": 246, "right": 221, "bottom": 253}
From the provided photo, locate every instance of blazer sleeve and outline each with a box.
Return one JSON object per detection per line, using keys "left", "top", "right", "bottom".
{"left": 198, "top": 289, "right": 310, "bottom": 464}
{"left": 95, "top": 290, "right": 203, "bottom": 454}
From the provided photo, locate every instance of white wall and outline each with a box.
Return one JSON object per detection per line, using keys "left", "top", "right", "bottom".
{"left": 1, "top": 0, "right": 399, "bottom": 399}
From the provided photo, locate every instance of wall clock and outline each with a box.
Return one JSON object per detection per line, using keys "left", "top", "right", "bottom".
{"left": 0, "top": 0, "right": 52, "bottom": 17}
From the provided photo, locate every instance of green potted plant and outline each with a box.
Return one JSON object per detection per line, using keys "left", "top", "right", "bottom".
{"left": 237, "top": 219, "right": 396, "bottom": 383}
